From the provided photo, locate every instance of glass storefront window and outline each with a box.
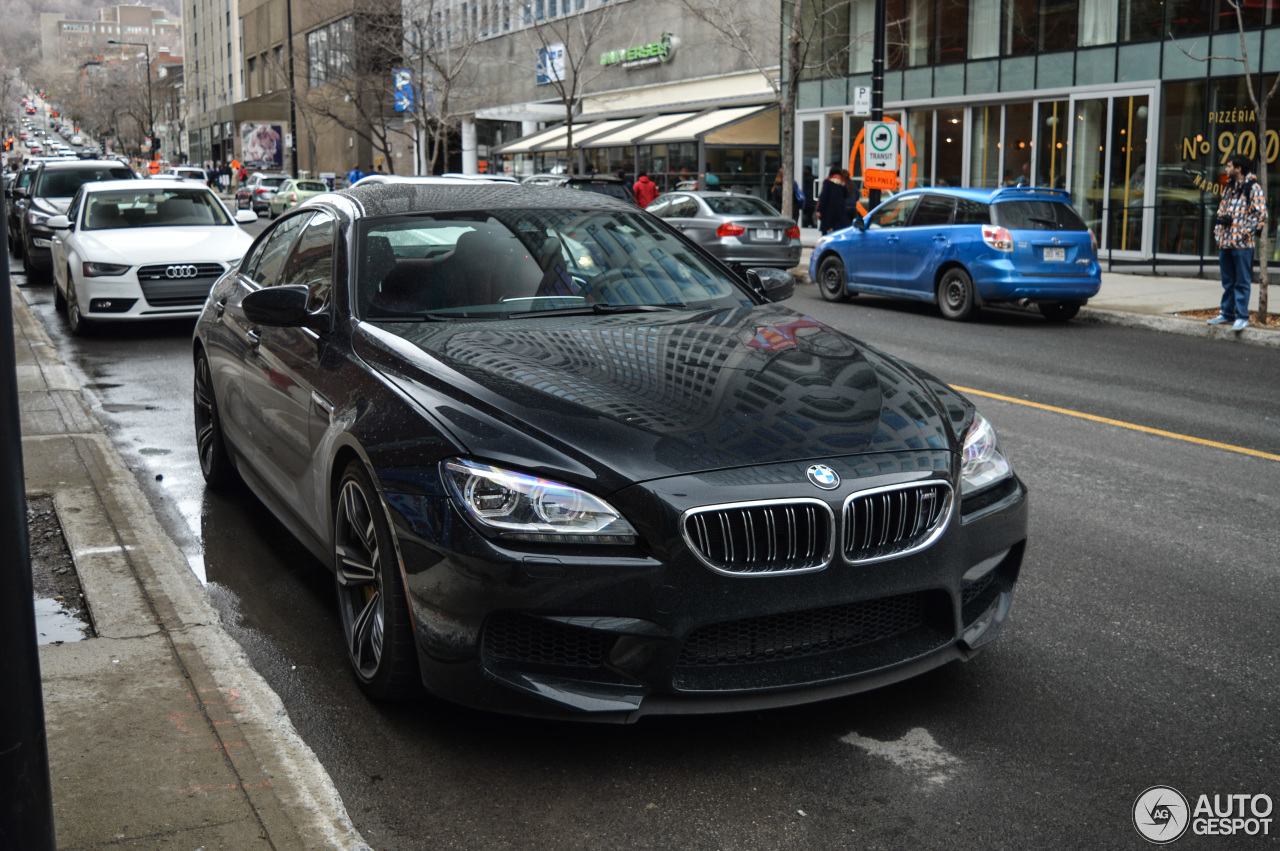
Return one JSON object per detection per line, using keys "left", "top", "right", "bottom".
{"left": 1119, "top": 0, "right": 1164, "bottom": 42}
{"left": 936, "top": 108, "right": 965, "bottom": 187}
{"left": 970, "top": 105, "right": 1002, "bottom": 187}
{"left": 1005, "top": 0, "right": 1038, "bottom": 56}
{"left": 907, "top": 110, "right": 934, "bottom": 187}
{"left": 824, "top": 113, "right": 846, "bottom": 172}
{"left": 1070, "top": 97, "right": 1108, "bottom": 241}
{"left": 1041, "top": 0, "right": 1078, "bottom": 51}
{"left": 1004, "top": 102, "right": 1034, "bottom": 186}
{"left": 1107, "top": 95, "right": 1149, "bottom": 251}
{"left": 1036, "top": 99, "right": 1069, "bottom": 187}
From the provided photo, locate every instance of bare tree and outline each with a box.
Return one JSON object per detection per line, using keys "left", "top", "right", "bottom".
{"left": 675, "top": 0, "right": 852, "bottom": 220}
{"left": 297, "top": 3, "right": 414, "bottom": 174}
{"left": 1172, "top": 3, "right": 1276, "bottom": 325}
{"left": 400, "top": 0, "right": 486, "bottom": 174}
{"left": 515, "top": 0, "right": 625, "bottom": 171}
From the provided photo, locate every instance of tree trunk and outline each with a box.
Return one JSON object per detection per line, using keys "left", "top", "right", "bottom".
{"left": 780, "top": 5, "right": 803, "bottom": 223}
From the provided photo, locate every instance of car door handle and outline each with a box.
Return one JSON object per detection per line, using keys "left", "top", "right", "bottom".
{"left": 213, "top": 298, "right": 226, "bottom": 318}
{"left": 933, "top": 235, "right": 948, "bottom": 242}
{"left": 246, "top": 328, "right": 260, "bottom": 353}
{"left": 886, "top": 236, "right": 899, "bottom": 244}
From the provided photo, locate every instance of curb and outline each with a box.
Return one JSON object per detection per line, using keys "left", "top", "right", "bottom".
{"left": 1075, "top": 307, "right": 1280, "bottom": 348}
{"left": 14, "top": 281, "right": 371, "bottom": 850}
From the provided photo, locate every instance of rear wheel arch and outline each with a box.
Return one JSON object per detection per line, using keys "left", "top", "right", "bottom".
{"left": 933, "top": 261, "right": 981, "bottom": 306}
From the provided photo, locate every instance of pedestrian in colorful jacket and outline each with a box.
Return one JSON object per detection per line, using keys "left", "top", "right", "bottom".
{"left": 1211, "top": 154, "right": 1268, "bottom": 331}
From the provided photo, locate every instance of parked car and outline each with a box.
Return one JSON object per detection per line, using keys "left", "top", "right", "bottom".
{"left": 235, "top": 171, "right": 290, "bottom": 214}
{"left": 47, "top": 179, "right": 257, "bottom": 334}
{"left": 5, "top": 163, "right": 40, "bottom": 256}
{"left": 520, "top": 172, "right": 635, "bottom": 203}
{"left": 810, "top": 186, "right": 1101, "bottom": 322}
{"left": 191, "top": 182, "right": 1028, "bottom": 721}
{"left": 266, "top": 178, "right": 330, "bottom": 217}
{"left": 646, "top": 191, "right": 802, "bottom": 272}
{"left": 19, "top": 158, "right": 136, "bottom": 280}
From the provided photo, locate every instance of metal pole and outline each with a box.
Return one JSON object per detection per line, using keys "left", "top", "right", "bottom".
{"left": 0, "top": 173, "right": 57, "bottom": 851}
{"left": 286, "top": 0, "right": 299, "bottom": 178}
{"left": 868, "top": 0, "right": 886, "bottom": 211}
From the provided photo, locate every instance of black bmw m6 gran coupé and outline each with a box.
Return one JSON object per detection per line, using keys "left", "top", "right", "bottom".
{"left": 192, "top": 182, "right": 1028, "bottom": 722}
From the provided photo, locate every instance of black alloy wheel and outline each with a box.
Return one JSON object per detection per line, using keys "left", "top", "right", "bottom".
{"left": 65, "top": 279, "right": 91, "bottom": 335}
{"left": 193, "top": 351, "right": 235, "bottom": 487}
{"left": 1039, "top": 300, "right": 1082, "bottom": 322}
{"left": 334, "top": 461, "right": 418, "bottom": 700}
{"left": 817, "top": 255, "right": 853, "bottom": 302}
{"left": 937, "top": 267, "right": 977, "bottom": 321}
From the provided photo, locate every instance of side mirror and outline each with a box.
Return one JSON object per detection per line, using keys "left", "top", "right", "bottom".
{"left": 235, "top": 209, "right": 258, "bottom": 224}
{"left": 242, "top": 285, "right": 331, "bottom": 332}
{"left": 746, "top": 268, "right": 796, "bottom": 302}
{"left": 47, "top": 215, "right": 70, "bottom": 230}
{"left": 853, "top": 216, "right": 867, "bottom": 231}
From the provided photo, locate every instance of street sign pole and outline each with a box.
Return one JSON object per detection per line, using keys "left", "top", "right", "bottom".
{"left": 0, "top": 184, "right": 57, "bottom": 851}
{"left": 869, "top": 0, "right": 887, "bottom": 210}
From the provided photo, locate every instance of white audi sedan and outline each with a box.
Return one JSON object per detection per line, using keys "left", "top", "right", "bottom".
{"left": 49, "top": 179, "right": 257, "bottom": 334}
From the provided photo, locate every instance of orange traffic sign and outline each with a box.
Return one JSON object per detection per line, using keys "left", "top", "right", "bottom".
{"left": 863, "top": 168, "right": 899, "bottom": 191}
{"left": 147, "top": 160, "right": 161, "bottom": 174}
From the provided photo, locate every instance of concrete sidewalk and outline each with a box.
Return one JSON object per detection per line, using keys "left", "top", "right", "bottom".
{"left": 14, "top": 279, "right": 370, "bottom": 850}
{"left": 795, "top": 227, "right": 1279, "bottom": 347}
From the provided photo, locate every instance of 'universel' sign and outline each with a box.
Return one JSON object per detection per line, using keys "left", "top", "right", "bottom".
{"left": 600, "top": 32, "right": 675, "bottom": 69}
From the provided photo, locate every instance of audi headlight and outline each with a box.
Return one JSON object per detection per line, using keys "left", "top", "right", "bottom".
{"left": 82, "top": 262, "right": 130, "bottom": 277}
{"left": 442, "top": 458, "right": 637, "bottom": 544}
{"left": 960, "top": 411, "right": 1012, "bottom": 496}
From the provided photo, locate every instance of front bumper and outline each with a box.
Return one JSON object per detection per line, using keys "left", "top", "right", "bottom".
{"left": 76, "top": 267, "right": 225, "bottom": 321}
{"left": 381, "top": 451, "right": 1029, "bottom": 722}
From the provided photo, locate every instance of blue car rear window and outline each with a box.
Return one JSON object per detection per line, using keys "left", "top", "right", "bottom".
{"left": 993, "top": 200, "right": 1087, "bottom": 231}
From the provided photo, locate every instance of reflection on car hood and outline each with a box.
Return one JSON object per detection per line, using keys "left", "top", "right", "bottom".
{"left": 359, "top": 306, "right": 955, "bottom": 488}
{"left": 76, "top": 226, "right": 253, "bottom": 264}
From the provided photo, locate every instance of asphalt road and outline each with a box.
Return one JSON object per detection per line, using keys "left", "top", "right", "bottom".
{"left": 15, "top": 251, "right": 1280, "bottom": 849}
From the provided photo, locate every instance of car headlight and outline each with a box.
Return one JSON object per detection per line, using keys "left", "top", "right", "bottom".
{"left": 27, "top": 209, "right": 51, "bottom": 227}
{"left": 442, "top": 458, "right": 637, "bottom": 544}
{"left": 82, "top": 262, "right": 131, "bottom": 277}
{"left": 960, "top": 411, "right": 1012, "bottom": 496}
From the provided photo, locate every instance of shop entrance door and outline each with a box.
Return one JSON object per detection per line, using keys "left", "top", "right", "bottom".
{"left": 1065, "top": 90, "right": 1155, "bottom": 257}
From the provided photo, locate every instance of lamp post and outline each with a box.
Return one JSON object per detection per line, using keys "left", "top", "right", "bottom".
{"left": 108, "top": 39, "right": 155, "bottom": 159}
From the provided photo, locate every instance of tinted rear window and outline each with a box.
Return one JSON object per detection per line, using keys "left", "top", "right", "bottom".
{"left": 297, "top": 181, "right": 328, "bottom": 192}
{"left": 261, "top": 177, "right": 288, "bottom": 188}
{"left": 993, "top": 200, "right": 1086, "bottom": 231}
{"left": 35, "top": 167, "right": 133, "bottom": 197}
{"left": 704, "top": 196, "right": 779, "bottom": 216}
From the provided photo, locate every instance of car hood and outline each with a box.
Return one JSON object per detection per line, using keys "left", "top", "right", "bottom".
{"left": 76, "top": 226, "right": 253, "bottom": 264}
{"left": 357, "top": 305, "right": 957, "bottom": 491}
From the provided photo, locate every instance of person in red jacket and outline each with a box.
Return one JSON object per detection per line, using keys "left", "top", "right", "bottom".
{"left": 632, "top": 171, "right": 659, "bottom": 207}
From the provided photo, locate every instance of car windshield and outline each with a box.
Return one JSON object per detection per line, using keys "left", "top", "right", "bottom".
{"left": 358, "top": 208, "right": 753, "bottom": 320}
{"left": 35, "top": 166, "right": 133, "bottom": 197}
{"left": 703, "top": 196, "right": 779, "bottom": 216}
{"left": 993, "top": 200, "right": 1087, "bottom": 231}
{"left": 83, "top": 188, "right": 231, "bottom": 229}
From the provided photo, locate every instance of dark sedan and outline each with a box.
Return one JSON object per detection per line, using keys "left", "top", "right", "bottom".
{"left": 192, "top": 183, "right": 1028, "bottom": 722}
{"left": 646, "top": 191, "right": 802, "bottom": 271}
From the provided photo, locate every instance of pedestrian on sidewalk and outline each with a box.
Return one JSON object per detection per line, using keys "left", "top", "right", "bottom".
{"left": 348, "top": 163, "right": 365, "bottom": 188}
{"left": 632, "top": 171, "right": 659, "bottom": 207}
{"left": 1211, "top": 153, "right": 1268, "bottom": 331}
{"left": 816, "top": 167, "right": 851, "bottom": 235}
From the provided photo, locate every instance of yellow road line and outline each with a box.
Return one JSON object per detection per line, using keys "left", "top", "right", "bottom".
{"left": 953, "top": 385, "right": 1280, "bottom": 463}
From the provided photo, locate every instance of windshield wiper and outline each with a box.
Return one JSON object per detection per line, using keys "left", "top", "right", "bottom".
{"left": 509, "top": 302, "right": 688, "bottom": 318}
{"left": 1028, "top": 216, "right": 1063, "bottom": 229}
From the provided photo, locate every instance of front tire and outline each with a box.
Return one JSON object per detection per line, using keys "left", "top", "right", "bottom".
{"left": 334, "top": 461, "right": 419, "bottom": 700}
{"left": 817, "top": 255, "right": 852, "bottom": 302}
{"left": 937, "top": 267, "right": 977, "bottom": 321}
{"left": 194, "top": 351, "right": 235, "bottom": 487}
{"left": 65, "top": 280, "right": 92, "bottom": 335}
{"left": 1039, "top": 300, "right": 1082, "bottom": 322}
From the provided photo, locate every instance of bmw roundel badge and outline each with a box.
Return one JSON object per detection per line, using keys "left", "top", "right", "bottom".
{"left": 806, "top": 464, "right": 840, "bottom": 490}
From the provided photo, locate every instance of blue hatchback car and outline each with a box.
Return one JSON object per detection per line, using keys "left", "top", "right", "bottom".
{"left": 809, "top": 186, "right": 1101, "bottom": 321}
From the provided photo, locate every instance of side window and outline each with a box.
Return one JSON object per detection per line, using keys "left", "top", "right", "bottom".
{"left": 910, "top": 195, "right": 955, "bottom": 227}
{"left": 248, "top": 213, "right": 311, "bottom": 287}
{"left": 954, "top": 199, "right": 991, "bottom": 225}
{"left": 669, "top": 196, "right": 699, "bottom": 218}
{"left": 65, "top": 188, "right": 85, "bottom": 228}
{"left": 280, "top": 212, "right": 336, "bottom": 311}
{"left": 868, "top": 195, "right": 919, "bottom": 228}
